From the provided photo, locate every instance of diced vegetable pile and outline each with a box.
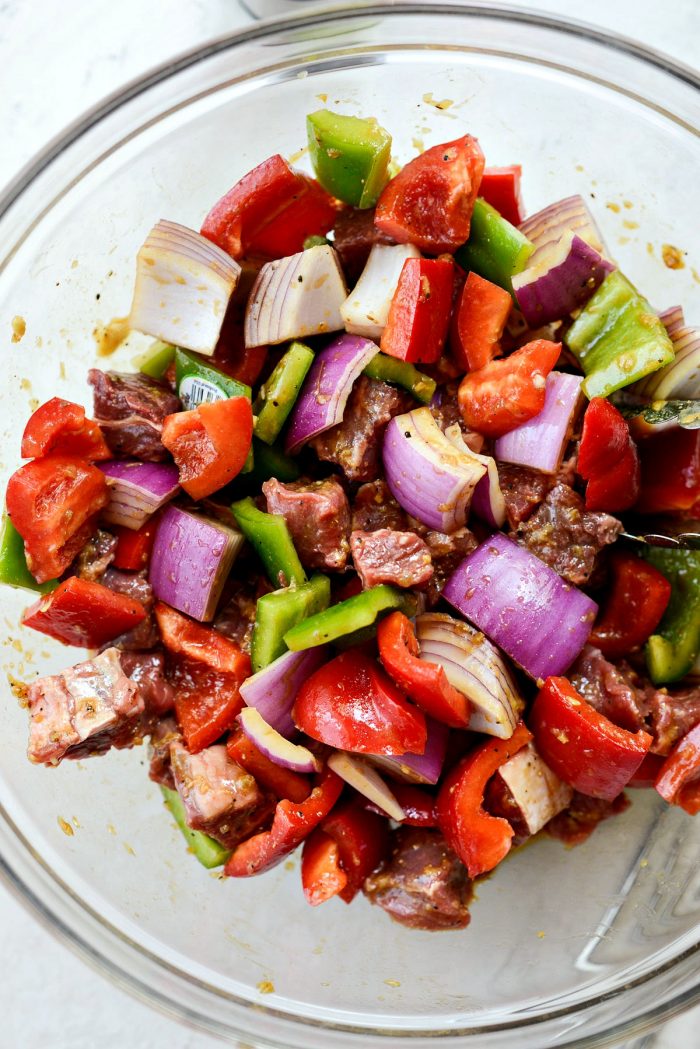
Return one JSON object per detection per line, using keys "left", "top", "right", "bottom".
{"left": 4, "top": 109, "right": 700, "bottom": 932}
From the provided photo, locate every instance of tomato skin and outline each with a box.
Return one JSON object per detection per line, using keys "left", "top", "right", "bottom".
{"left": 436, "top": 722, "right": 532, "bottom": 878}
{"left": 578, "top": 398, "right": 640, "bottom": 512}
{"left": 589, "top": 551, "right": 671, "bottom": 660}
{"left": 529, "top": 677, "right": 652, "bottom": 801}
{"left": 374, "top": 136, "right": 485, "bottom": 254}
{"left": 478, "top": 166, "right": 524, "bottom": 226}
{"left": 377, "top": 612, "right": 470, "bottom": 728}
{"left": 457, "top": 338, "right": 561, "bottom": 438}
{"left": 21, "top": 398, "right": 112, "bottom": 461}
{"left": 6, "top": 456, "right": 109, "bottom": 583}
{"left": 161, "top": 396, "right": 253, "bottom": 500}
{"left": 226, "top": 730, "right": 311, "bottom": 804}
{"left": 112, "top": 519, "right": 159, "bottom": 571}
{"left": 379, "top": 257, "right": 454, "bottom": 364}
{"left": 22, "top": 576, "right": 146, "bottom": 647}
{"left": 293, "top": 650, "right": 427, "bottom": 757}
{"left": 450, "top": 272, "right": 512, "bottom": 372}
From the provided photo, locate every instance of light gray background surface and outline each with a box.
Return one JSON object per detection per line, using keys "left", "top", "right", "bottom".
{"left": 1, "top": 1, "right": 697, "bottom": 1047}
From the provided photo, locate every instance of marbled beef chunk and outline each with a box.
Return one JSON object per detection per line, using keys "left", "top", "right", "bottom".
{"left": 351, "top": 480, "right": 409, "bottom": 533}
{"left": 119, "top": 650, "right": 175, "bottom": 717}
{"left": 310, "top": 377, "right": 411, "bottom": 483}
{"left": 350, "top": 529, "right": 433, "bottom": 589}
{"left": 570, "top": 646, "right": 648, "bottom": 733}
{"left": 332, "top": 207, "right": 393, "bottom": 285}
{"left": 546, "top": 791, "right": 630, "bottom": 847}
{"left": 648, "top": 685, "right": 700, "bottom": 755}
{"left": 363, "top": 827, "right": 472, "bottom": 931}
{"left": 262, "top": 477, "right": 350, "bottom": 572}
{"left": 102, "top": 568, "right": 159, "bottom": 650}
{"left": 497, "top": 463, "right": 552, "bottom": 529}
{"left": 516, "top": 483, "right": 622, "bottom": 586}
{"left": 74, "top": 529, "right": 117, "bottom": 582}
{"left": 420, "top": 526, "right": 478, "bottom": 606}
{"left": 88, "top": 369, "right": 181, "bottom": 461}
{"left": 213, "top": 579, "right": 260, "bottom": 653}
{"left": 27, "top": 648, "right": 143, "bottom": 766}
{"left": 170, "top": 741, "right": 274, "bottom": 849}
{"left": 148, "top": 716, "right": 181, "bottom": 789}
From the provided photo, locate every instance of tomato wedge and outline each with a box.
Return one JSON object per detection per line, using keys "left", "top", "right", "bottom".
{"left": 293, "top": 649, "right": 427, "bottom": 756}
{"left": 457, "top": 339, "right": 561, "bottom": 438}
{"left": 374, "top": 135, "right": 485, "bottom": 254}
{"left": 161, "top": 396, "right": 253, "bottom": 500}
{"left": 450, "top": 272, "right": 512, "bottom": 373}
{"left": 6, "top": 456, "right": 109, "bottom": 583}
{"left": 21, "top": 397, "right": 112, "bottom": 461}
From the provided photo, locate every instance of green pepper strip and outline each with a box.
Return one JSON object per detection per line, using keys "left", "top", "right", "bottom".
{"left": 455, "top": 198, "right": 534, "bottom": 295}
{"left": 565, "top": 271, "right": 675, "bottom": 400}
{"left": 303, "top": 235, "right": 329, "bottom": 250}
{"left": 248, "top": 438, "right": 300, "bottom": 484}
{"left": 283, "top": 584, "right": 413, "bottom": 651}
{"left": 161, "top": 786, "right": 232, "bottom": 869}
{"left": 0, "top": 515, "right": 58, "bottom": 594}
{"left": 643, "top": 548, "right": 700, "bottom": 685}
{"left": 133, "top": 340, "right": 177, "bottom": 379}
{"left": 363, "top": 353, "right": 436, "bottom": 406}
{"left": 307, "top": 109, "right": 392, "bottom": 209}
{"left": 253, "top": 342, "right": 315, "bottom": 446}
{"left": 231, "top": 497, "right": 306, "bottom": 589}
{"left": 251, "top": 574, "right": 331, "bottom": 672}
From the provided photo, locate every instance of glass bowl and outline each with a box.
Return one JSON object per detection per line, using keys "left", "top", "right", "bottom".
{"left": 1, "top": 4, "right": 699, "bottom": 1047}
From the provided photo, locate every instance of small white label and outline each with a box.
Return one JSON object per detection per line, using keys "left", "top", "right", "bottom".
{"left": 179, "top": 376, "right": 226, "bottom": 410}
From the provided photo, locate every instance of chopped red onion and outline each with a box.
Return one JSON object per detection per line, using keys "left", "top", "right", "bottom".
{"left": 244, "top": 244, "right": 347, "bottom": 348}
{"left": 512, "top": 233, "right": 614, "bottom": 326}
{"left": 327, "top": 752, "right": 405, "bottom": 821}
{"left": 415, "top": 612, "right": 523, "bottom": 739}
{"left": 100, "top": 460, "right": 180, "bottom": 530}
{"left": 238, "top": 707, "right": 320, "bottom": 774}
{"left": 519, "top": 194, "right": 608, "bottom": 268}
{"left": 149, "top": 504, "right": 243, "bottom": 622}
{"left": 284, "top": 333, "right": 378, "bottom": 453}
{"left": 368, "top": 716, "right": 448, "bottom": 785}
{"left": 443, "top": 533, "right": 598, "bottom": 681}
{"left": 239, "top": 647, "right": 328, "bottom": 738}
{"left": 494, "top": 371, "right": 583, "bottom": 475}
{"left": 636, "top": 322, "right": 700, "bottom": 400}
{"left": 340, "top": 242, "right": 421, "bottom": 340}
{"left": 444, "top": 423, "right": 505, "bottom": 528}
{"left": 382, "top": 408, "right": 486, "bottom": 533}
{"left": 660, "top": 305, "right": 685, "bottom": 337}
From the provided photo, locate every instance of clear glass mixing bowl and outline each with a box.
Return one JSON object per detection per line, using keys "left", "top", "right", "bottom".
{"left": 1, "top": 4, "right": 699, "bottom": 1046}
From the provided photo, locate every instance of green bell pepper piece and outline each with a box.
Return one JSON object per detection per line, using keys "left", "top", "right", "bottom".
{"left": 643, "top": 548, "right": 700, "bottom": 685}
{"left": 133, "top": 340, "right": 177, "bottom": 379}
{"left": 231, "top": 497, "right": 306, "bottom": 588}
{"left": 307, "top": 109, "right": 392, "bottom": 209}
{"left": 363, "top": 352, "right": 436, "bottom": 406}
{"left": 284, "top": 584, "right": 410, "bottom": 651}
{"left": 565, "top": 271, "right": 675, "bottom": 400}
{"left": 251, "top": 574, "right": 331, "bottom": 671}
{"left": 248, "top": 438, "right": 301, "bottom": 484}
{"left": 455, "top": 198, "right": 534, "bottom": 294}
{"left": 303, "top": 234, "right": 329, "bottom": 249}
{"left": 161, "top": 786, "right": 231, "bottom": 869}
{"left": 253, "top": 342, "right": 315, "bottom": 446}
{"left": 0, "top": 515, "right": 58, "bottom": 594}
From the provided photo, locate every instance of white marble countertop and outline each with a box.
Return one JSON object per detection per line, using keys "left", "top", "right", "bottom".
{"left": 1, "top": 1, "right": 698, "bottom": 1047}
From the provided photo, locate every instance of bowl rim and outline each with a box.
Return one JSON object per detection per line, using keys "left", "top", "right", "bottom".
{"left": 1, "top": 3, "right": 700, "bottom": 1046}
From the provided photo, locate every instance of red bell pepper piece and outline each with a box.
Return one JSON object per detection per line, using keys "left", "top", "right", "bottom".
{"left": 628, "top": 752, "right": 666, "bottom": 788}
{"left": 21, "top": 397, "right": 112, "bottom": 462}
{"left": 293, "top": 649, "right": 427, "bottom": 757}
{"left": 22, "top": 576, "right": 146, "bottom": 647}
{"left": 211, "top": 289, "right": 269, "bottom": 388}
{"left": 635, "top": 430, "right": 700, "bottom": 514}
{"left": 655, "top": 722, "right": 700, "bottom": 814}
{"left": 226, "top": 729, "right": 311, "bottom": 804}
{"left": 301, "top": 829, "right": 348, "bottom": 905}
{"left": 364, "top": 781, "right": 438, "bottom": 827}
{"left": 201, "top": 154, "right": 306, "bottom": 259}
{"left": 377, "top": 611, "right": 470, "bottom": 729}
{"left": 436, "top": 722, "right": 532, "bottom": 878}
{"left": 478, "top": 166, "right": 524, "bottom": 227}
{"left": 156, "top": 603, "right": 251, "bottom": 752}
{"left": 161, "top": 396, "right": 253, "bottom": 500}
{"left": 375, "top": 135, "right": 485, "bottom": 254}
{"left": 450, "top": 271, "right": 512, "bottom": 373}
{"left": 457, "top": 339, "right": 561, "bottom": 439}
{"left": 319, "top": 798, "right": 390, "bottom": 903}
{"left": 248, "top": 175, "right": 339, "bottom": 258}
{"left": 529, "top": 677, "right": 652, "bottom": 801}
{"left": 6, "top": 455, "right": 109, "bottom": 583}
{"left": 589, "top": 551, "right": 672, "bottom": 660}
{"left": 379, "top": 257, "right": 454, "bottom": 365}
{"left": 578, "top": 398, "right": 640, "bottom": 512}
{"left": 112, "top": 518, "right": 159, "bottom": 571}
{"left": 225, "top": 766, "right": 343, "bottom": 877}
